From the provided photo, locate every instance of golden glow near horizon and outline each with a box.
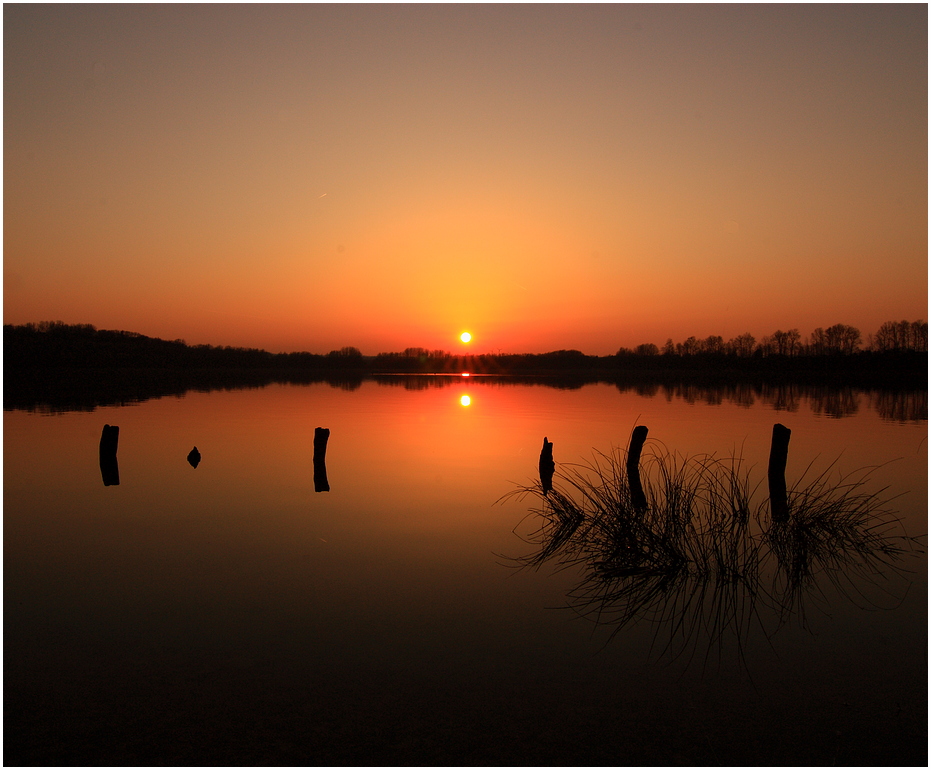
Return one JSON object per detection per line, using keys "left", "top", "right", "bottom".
{"left": 460, "top": 332, "right": 472, "bottom": 344}
{"left": 3, "top": 6, "right": 926, "bottom": 354}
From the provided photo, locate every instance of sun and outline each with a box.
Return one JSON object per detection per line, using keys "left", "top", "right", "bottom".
{"left": 460, "top": 331, "right": 472, "bottom": 343}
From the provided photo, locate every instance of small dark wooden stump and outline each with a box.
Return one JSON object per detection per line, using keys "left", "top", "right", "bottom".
{"left": 187, "top": 446, "right": 201, "bottom": 468}
{"left": 99, "top": 424, "right": 120, "bottom": 486}
{"left": 539, "top": 437, "right": 555, "bottom": 494}
{"left": 314, "top": 427, "right": 330, "bottom": 492}
{"left": 768, "top": 423, "right": 791, "bottom": 522}
{"left": 627, "top": 425, "right": 648, "bottom": 510}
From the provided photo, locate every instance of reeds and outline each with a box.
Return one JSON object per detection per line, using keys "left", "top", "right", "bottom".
{"left": 499, "top": 438, "right": 923, "bottom": 669}
{"left": 767, "top": 459, "right": 918, "bottom": 626}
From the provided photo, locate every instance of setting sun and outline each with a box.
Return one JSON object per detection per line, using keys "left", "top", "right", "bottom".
{"left": 460, "top": 332, "right": 472, "bottom": 344}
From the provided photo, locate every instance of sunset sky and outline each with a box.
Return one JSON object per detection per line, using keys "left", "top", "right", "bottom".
{"left": 4, "top": 4, "right": 927, "bottom": 355}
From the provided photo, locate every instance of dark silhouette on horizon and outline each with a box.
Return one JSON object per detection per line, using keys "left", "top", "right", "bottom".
{"left": 4, "top": 321, "right": 926, "bottom": 414}
{"left": 5, "top": 319, "right": 927, "bottom": 369}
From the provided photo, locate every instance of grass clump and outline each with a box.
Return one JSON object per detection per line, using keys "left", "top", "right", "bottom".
{"left": 500, "top": 439, "right": 923, "bottom": 669}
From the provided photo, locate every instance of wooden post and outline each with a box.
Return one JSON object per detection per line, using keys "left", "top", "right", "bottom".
{"left": 539, "top": 437, "right": 555, "bottom": 494}
{"left": 768, "top": 423, "right": 791, "bottom": 522}
{"left": 627, "top": 425, "right": 648, "bottom": 511}
{"left": 99, "top": 424, "right": 120, "bottom": 486}
{"left": 313, "top": 427, "right": 330, "bottom": 492}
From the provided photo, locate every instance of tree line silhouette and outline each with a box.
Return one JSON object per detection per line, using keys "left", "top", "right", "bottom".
{"left": 5, "top": 319, "right": 927, "bottom": 383}
{"left": 4, "top": 322, "right": 365, "bottom": 371}
{"left": 618, "top": 320, "right": 927, "bottom": 358}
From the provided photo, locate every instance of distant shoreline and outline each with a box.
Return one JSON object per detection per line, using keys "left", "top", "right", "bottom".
{"left": 5, "top": 322, "right": 927, "bottom": 414}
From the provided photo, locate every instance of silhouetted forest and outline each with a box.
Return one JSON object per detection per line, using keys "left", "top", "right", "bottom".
{"left": 4, "top": 320, "right": 927, "bottom": 413}
{"left": 620, "top": 320, "right": 927, "bottom": 357}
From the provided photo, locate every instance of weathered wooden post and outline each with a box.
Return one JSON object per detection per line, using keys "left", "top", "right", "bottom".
{"left": 768, "top": 423, "right": 791, "bottom": 522}
{"left": 627, "top": 425, "right": 648, "bottom": 511}
{"left": 313, "top": 427, "right": 330, "bottom": 492}
{"left": 99, "top": 424, "right": 120, "bottom": 486}
{"left": 539, "top": 437, "right": 555, "bottom": 494}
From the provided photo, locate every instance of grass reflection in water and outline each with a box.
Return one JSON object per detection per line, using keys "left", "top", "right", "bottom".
{"left": 501, "top": 432, "right": 924, "bottom": 671}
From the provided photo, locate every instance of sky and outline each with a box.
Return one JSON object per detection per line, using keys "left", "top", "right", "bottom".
{"left": 4, "top": 4, "right": 927, "bottom": 355}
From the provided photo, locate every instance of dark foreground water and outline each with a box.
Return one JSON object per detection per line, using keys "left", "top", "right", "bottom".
{"left": 5, "top": 377, "right": 926, "bottom": 765}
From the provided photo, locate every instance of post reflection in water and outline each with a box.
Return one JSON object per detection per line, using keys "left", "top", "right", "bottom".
{"left": 503, "top": 425, "right": 923, "bottom": 671}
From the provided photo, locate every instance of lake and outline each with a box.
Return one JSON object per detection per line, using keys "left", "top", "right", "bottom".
{"left": 4, "top": 376, "right": 927, "bottom": 766}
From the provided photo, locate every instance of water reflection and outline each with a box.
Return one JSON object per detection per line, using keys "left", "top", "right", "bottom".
{"left": 616, "top": 380, "right": 926, "bottom": 419}
{"left": 808, "top": 388, "right": 859, "bottom": 418}
{"left": 871, "top": 389, "right": 930, "bottom": 422}
{"left": 6, "top": 372, "right": 926, "bottom": 422}
{"left": 503, "top": 431, "right": 922, "bottom": 669}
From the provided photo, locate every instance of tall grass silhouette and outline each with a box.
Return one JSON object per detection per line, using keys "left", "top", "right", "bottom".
{"left": 500, "top": 430, "right": 923, "bottom": 670}
{"left": 767, "top": 458, "right": 918, "bottom": 627}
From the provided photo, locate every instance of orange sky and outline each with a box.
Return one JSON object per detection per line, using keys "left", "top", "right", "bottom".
{"left": 4, "top": 4, "right": 927, "bottom": 355}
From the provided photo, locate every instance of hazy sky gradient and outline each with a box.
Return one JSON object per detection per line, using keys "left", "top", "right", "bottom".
{"left": 5, "top": 4, "right": 927, "bottom": 354}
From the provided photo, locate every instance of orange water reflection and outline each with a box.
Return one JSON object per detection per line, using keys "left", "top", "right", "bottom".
{"left": 4, "top": 379, "right": 925, "bottom": 562}
{"left": 3, "top": 377, "right": 926, "bottom": 769}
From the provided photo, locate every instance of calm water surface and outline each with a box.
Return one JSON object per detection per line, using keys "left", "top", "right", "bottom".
{"left": 5, "top": 378, "right": 927, "bottom": 765}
